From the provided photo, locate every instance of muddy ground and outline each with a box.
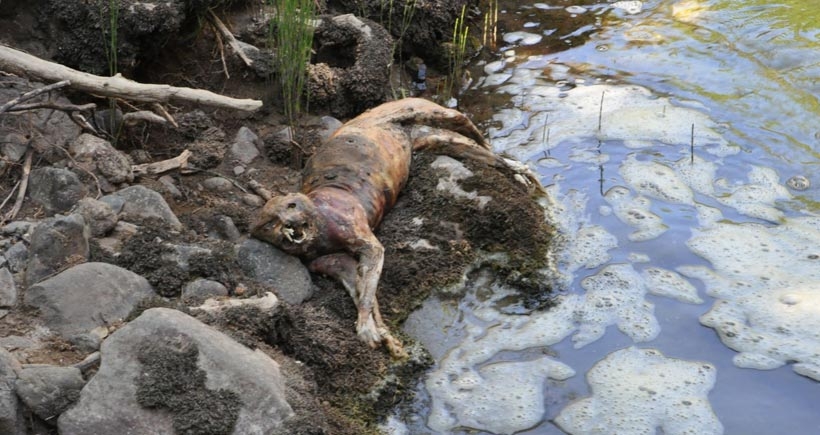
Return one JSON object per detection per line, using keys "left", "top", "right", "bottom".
{"left": 0, "top": 0, "right": 556, "bottom": 433}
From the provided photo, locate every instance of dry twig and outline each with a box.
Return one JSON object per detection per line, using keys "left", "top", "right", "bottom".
{"left": 3, "top": 147, "right": 33, "bottom": 222}
{"left": 0, "top": 79, "right": 70, "bottom": 115}
{"left": 208, "top": 11, "right": 254, "bottom": 68}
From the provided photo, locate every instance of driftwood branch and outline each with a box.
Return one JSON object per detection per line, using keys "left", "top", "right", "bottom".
{"left": 0, "top": 45, "right": 262, "bottom": 112}
{"left": 132, "top": 149, "right": 192, "bottom": 176}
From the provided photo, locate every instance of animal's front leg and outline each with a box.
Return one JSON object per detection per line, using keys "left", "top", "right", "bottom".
{"left": 354, "top": 236, "right": 407, "bottom": 358}
{"left": 354, "top": 238, "right": 385, "bottom": 346}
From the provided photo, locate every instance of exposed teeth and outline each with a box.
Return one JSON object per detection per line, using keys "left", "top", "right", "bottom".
{"left": 283, "top": 227, "right": 295, "bottom": 242}
{"left": 283, "top": 226, "right": 304, "bottom": 244}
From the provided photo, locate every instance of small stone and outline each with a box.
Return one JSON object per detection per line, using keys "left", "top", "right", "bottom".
{"left": 0, "top": 267, "right": 16, "bottom": 308}
{"left": 230, "top": 126, "right": 261, "bottom": 164}
{"left": 242, "top": 194, "right": 265, "bottom": 207}
{"left": 26, "top": 214, "right": 90, "bottom": 286}
{"left": 158, "top": 175, "right": 183, "bottom": 198}
{"left": 233, "top": 165, "right": 246, "bottom": 176}
{"left": 237, "top": 239, "right": 313, "bottom": 305}
{"left": 1, "top": 133, "right": 28, "bottom": 162}
{"left": 318, "top": 116, "right": 342, "bottom": 141}
{"left": 69, "top": 133, "right": 133, "bottom": 184}
{"left": 202, "top": 177, "right": 234, "bottom": 193}
{"left": 4, "top": 242, "right": 27, "bottom": 273}
{"left": 27, "top": 167, "right": 87, "bottom": 215}
{"left": 15, "top": 366, "right": 86, "bottom": 421}
{"left": 209, "top": 215, "right": 241, "bottom": 242}
{"left": 1, "top": 221, "right": 35, "bottom": 237}
{"left": 74, "top": 198, "right": 118, "bottom": 237}
{"left": 102, "top": 186, "right": 182, "bottom": 231}
{"left": 182, "top": 278, "right": 229, "bottom": 304}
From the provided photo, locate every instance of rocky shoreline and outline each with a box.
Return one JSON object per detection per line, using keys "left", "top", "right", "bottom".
{"left": 1, "top": 1, "right": 556, "bottom": 433}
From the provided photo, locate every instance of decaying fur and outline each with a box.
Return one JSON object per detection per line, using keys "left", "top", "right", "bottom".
{"left": 252, "top": 98, "right": 539, "bottom": 357}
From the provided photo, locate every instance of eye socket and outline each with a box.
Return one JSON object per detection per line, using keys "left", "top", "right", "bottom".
{"left": 287, "top": 202, "right": 297, "bottom": 209}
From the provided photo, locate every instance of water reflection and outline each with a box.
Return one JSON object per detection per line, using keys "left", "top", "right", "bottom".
{"left": 393, "top": 1, "right": 820, "bottom": 434}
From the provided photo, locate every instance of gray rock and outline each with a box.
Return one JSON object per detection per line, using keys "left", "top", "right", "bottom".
{"left": 318, "top": 116, "right": 343, "bottom": 141}
{"left": 242, "top": 193, "right": 265, "bottom": 207}
{"left": 58, "top": 308, "right": 293, "bottom": 435}
{"left": 4, "top": 242, "right": 27, "bottom": 273}
{"left": 209, "top": 215, "right": 241, "bottom": 242}
{"left": 230, "top": 126, "right": 261, "bottom": 164}
{"left": 0, "top": 347, "right": 24, "bottom": 435}
{"left": 103, "top": 185, "right": 182, "bottom": 231}
{"left": 162, "top": 244, "right": 212, "bottom": 271}
{"left": 1, "top": 133, "right": 28, "bottom": 162}
{"left": 25, "top": 214, "right": 90, "bottom": 286}
{"left": 1, "top": 221, "right": 35, "bottom": 237}
{"left": 182, "top": 278, "right": 228, "bottom": 303}
{"left": 202, "top": 176, "right": 233, "bottom": 192}
{"left": 15, "top": 366, "right": 86, "bottom": 421}
{"left": 158, "top": 175, "right": 182, "bottom": 198}
{"left": 73, "top": 198, "right": 118, "bottom": 237}
{"left": 237, "top": 238, "right": 313, "bottom": 305}
{"left": 0, "top": 267, "right": 15, "bottom": 308}
{"left": 28, "top": 167, "right": 87, "bottom": 215}
{"left": 0, "top": 347, "right": 22, "bottom": 378}
{"left": 69, "top": 133, "right": 134, "bottom": 184}
{"left": 24, "top": 262, "right": 155, "bottom": 341}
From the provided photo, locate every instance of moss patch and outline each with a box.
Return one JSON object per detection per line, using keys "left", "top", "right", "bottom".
{"left": 135, "top": 331, "right": 242, "bottom": 435}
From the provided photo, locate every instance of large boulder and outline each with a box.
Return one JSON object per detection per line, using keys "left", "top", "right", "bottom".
{"left": 58, "top": 308, "right": 294, "bottom": 435}
{"left": 24, "top": 262, "right": 155, "bottom": 344}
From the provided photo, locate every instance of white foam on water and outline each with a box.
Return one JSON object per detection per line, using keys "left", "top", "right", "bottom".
{"left": 603, "top": 186, "right": 668, "bottom": 241}
{"left": 642, "top": 267, "right": 703, "bottom": 304}
{"left": 682, "top": 217, "right": 820, "bottom": 380}
{"left": 714, "top": 165, "right": 791, "bottom": 223}
{"left": 545, "top": 185, "right": 618, "bottom": 280}
{"left": 487, "top": 84, "right": 732, "bottom": 162}
{"left": 503, "top": 31, "right": 543, "bottom": 46}
{"left": 619, "top": 155, "right": 695, "bottom": 205}
{"left": 424, "top": 295, "right": 578, "bottom": 434}
{"left": 573, "top": 264, "right": 659, "bottom": 347}
{"left": 673, "top": 155, "right": 718, "bottom": 196}
{"left": 555, "top": 347, "right": 723, "bottom": 435}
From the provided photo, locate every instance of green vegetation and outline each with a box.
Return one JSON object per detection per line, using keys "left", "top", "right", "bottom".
{"left": 482, "top": 0, "right": 499, "bottom": 49}
{"left": 270, "top": 0, "right": 317, "bottom": 125}
{"left": 442, "top": 5, "right": 469, "bottom": 105}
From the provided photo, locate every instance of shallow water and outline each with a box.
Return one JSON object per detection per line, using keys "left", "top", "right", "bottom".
{"left": 390, "top": 1, "right": 820, "bottom": 434}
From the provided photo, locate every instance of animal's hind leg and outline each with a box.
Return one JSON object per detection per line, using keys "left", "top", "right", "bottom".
{"left": 413, "top": 132, "right": 509, "bottom": 168}
{"left": 413, "top": 132, "right": 544, "bottom": 191}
